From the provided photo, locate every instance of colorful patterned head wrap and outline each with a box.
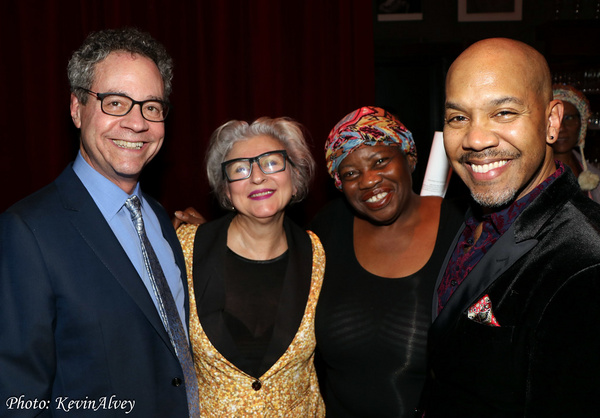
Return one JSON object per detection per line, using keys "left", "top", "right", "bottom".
{"left": 325, "top": 106, "right": 417, "bottom": 189}
{"left": 553, "top": 84, "right": 591, "bottom": 148}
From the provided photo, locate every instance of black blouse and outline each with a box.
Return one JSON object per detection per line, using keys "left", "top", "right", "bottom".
{"left": 310, "top": 198, "right": 463, "bottom": 417}
{"left": 223, "top": 249, "right": 288, "bottom": 378}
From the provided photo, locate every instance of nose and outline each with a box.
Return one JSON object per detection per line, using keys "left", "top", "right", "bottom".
{"left": 462, "top": 123, "right": 499, "bottom": 151}
{"left": 249, "top": 161, "right": 266, "bottom": 184}
{"left": 358, "top": 169, "right": 382, "bottom": 189}
{"left": 120, "top": 103, "right": 150, "bottom": 132}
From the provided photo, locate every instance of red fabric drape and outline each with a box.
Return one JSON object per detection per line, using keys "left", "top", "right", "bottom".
{"left": 1, "top": 0, "right": 374, "bottom": 223}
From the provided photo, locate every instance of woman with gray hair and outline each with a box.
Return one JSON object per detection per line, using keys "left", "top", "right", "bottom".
{"left": 176, "top": 117, "right": 325, "bottom": 416}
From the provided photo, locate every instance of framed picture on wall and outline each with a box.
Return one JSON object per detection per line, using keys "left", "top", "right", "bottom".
{"left": 377, "top": 0, "right": 423, "bottom": 21}
{"left": 458, "top": 0, "right": 522, "bottom": 22}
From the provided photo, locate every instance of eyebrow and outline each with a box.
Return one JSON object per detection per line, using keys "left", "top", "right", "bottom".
{"left": 104, "top": 89, "right": 165, "bottom": 102}
{"left": 445, "top": 96, "right": 525, "bottom": 110}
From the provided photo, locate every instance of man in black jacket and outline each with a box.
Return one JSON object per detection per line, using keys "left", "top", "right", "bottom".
{"left": 423, "top": 37, "right": 600, "bottom": 417}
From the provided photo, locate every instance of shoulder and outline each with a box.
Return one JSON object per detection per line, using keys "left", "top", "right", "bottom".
{"left": 179, "top": 214, "right": 233, "bottom": 251}
{"left": 4, "top": 183, "right": 61, "bottom": 220}
{"left": 176, "top": 223, "right": 200, "bottom": 252}
{"left": 440, "top": 197, "right": 467, "bottom": 230}
{"left": 2, "top": 168, "right": 81, "bottom": 232}
{"left": 306, "top": 230, "right": 324, "bottom": 256}
{"left": 308, "top": 197, "right": 351, "bottom": 237}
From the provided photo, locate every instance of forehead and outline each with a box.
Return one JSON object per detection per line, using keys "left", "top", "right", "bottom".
{"left": 92, "top": 52, "right": 164, "bottom": 99}
{"left": 226, "top": 135, "right": 283, "bottom": 159}
{"left": 445, "top": 51, "right": 542, "bottom": 110}
{"left": 340, "top": 144, "right": 401, "bottom": 166}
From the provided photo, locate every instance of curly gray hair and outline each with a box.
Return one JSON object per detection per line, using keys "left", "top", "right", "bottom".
{"left": 68, "top": 27, "right": 173, "bottom": 103}
{"left": 206, "top": 117, "right": 315, "bottom": 210}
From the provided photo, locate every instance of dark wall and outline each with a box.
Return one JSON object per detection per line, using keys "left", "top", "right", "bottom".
{"left": 372, "top": 0, "right": 600, "bottom": 197}
{"left": 0, "top": 1, "right": 375, "bottom": 225}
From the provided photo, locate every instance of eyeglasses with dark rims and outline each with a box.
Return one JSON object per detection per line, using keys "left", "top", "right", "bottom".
{"left": 221, "top": 150, "right": 294, "bottom": 182}
{"left": 76, "top": 87, "right": 170, "bottom": 122}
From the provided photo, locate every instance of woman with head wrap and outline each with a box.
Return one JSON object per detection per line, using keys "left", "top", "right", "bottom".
{"left": 552, "top": 84, "right": 600, "bottom": 202}
{"left": 309, "top": 106, "right": 464, "bottom": 417}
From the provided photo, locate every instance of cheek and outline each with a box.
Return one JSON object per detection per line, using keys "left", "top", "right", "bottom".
{"left": 341, "top": 184, "right": 357, "bottom": 201}
{"left": 225, "top": 183, "right": 235, "bottom": 201}
{"left": 150, "top": 125, "right": 166, "bottom": 141}
{"left": 442, "top": 131, "right": 461, "bottom": 158}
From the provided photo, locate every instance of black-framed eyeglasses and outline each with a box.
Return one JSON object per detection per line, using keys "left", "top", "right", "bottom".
{"left": 221, "top": 150, "right": 294, "bottom": 182}
{"left": 76, "top": 87, "right": 170, "bottom": 122}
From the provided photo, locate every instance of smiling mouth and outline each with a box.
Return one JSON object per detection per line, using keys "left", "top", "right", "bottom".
{"left": 470, "top": 160, "right": 508, "bottom": 174}
{"left": 250, "top": 190, "right": 274, "bottom": 198}
{"left": 366, "top": 191, "right": 388, "bottom": 203}
{"left": 113, "top": 139, "right": 143, "bottom": 150}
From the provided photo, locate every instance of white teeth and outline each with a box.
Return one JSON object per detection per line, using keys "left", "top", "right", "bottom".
{"left": 366, "top": 191, "right": 388, "bottom": 203}
{"left": 251, "top": 191, "right": 273, "bottom": 198}
{"left": 113, "top": 140, "right": 143, "bottom": 150}
{"left": 470, "top": 160, "right": 507, "bottom": 174}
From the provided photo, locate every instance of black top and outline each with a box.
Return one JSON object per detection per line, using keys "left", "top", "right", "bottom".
{"left": 223, "top": 249, "right": 288, "bottom": 378}
{"left": 310, "top": 198, "right": 463, "bottom": 417}
{"left": 192, "top": 213, "right": 314, "bottom": 382}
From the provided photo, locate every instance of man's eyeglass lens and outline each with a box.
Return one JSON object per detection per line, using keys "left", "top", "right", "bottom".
{"left": 78, "top": 88, "right": 168, "bottom": 122}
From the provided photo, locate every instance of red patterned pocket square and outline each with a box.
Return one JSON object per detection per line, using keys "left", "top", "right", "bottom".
{"left": 467, "top": 294, "right": 500, "bottom": 327}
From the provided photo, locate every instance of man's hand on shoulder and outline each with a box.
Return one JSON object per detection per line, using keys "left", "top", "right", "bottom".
{"left": 172, "top": 207, "right": 206, "bottom": 229}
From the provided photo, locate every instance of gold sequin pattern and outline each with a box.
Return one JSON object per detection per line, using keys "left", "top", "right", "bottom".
{"left": 177, "top": 224, "right": 326, "bottom": 417}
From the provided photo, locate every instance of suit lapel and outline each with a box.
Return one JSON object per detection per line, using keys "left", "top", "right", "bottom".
{"left": 429, "top": 169, "right": 582, "bottom": 345}
{"left": 429, "top": 226, "right": 537, "bottom": 342}
{"left": 193, "top": 215, "right": 237, "bottom": 362}
{"left": 56, "top": 168, "right": 175, "bottom": 354}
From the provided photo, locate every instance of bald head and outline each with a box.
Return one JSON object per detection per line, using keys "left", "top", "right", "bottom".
{"left": 443, "top": 37, "right": 564, "bottom": 209}
{"left": 447, "top": 38, "right": 553, "bottom": 103}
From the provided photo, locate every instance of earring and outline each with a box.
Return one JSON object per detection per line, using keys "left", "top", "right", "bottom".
{"left": 550, "top": 136, "right": 555, "bottom": 139}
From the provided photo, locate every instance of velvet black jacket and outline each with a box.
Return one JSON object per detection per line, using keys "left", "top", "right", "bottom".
{"left": 422, "top": 169, "right": 600, "bottom": 417}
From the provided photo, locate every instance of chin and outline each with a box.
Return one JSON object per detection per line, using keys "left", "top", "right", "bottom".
{"left": 471, "top": 187, "right": 517, "bottom": 208}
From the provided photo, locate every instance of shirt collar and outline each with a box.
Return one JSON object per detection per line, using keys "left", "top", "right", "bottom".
{"left": 73, "top": 151, "right": 142, "bottom": 221}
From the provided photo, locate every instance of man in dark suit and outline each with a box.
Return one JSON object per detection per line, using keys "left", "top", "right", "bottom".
{"left": 0, "top": 28, "right": 198, "bottom": 417}
{"left": 422, "top": 38, "right": 600, "bottom": 416}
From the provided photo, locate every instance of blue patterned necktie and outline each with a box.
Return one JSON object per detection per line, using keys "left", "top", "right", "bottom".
{"left": 124, "top": 196, "right": 200, "bottom": 417}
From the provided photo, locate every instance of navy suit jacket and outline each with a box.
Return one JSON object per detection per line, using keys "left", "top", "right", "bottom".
{"left": 0, "top": 165, "right": 190, "bottom": 417}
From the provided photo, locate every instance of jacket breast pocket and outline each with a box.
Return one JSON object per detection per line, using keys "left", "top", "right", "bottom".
{"left": 452, "top": 316, "right": 518, "bottom": 397}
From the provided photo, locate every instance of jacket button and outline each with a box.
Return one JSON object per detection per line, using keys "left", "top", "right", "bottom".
{"left": 172, "top": 378, "right": 183, "bottom": 387}
{"left": 252, "top": 380, "right": 262, "bottom": 391}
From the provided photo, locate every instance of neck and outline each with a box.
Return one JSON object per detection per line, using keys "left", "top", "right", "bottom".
{"left": 227, "top": 213, "right": 288, "bottom": 260}
{"left": 357, "top": 192, "right": 422, "bottom": 232}
{"left": 554, "top": 150, "right": 581, "bottom": 176}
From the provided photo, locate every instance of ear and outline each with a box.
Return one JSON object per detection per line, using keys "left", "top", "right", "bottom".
{"left": 225, "top": 185, "right": 232, "bottom": 204}
{"left": 546, "top": 99, "right": 564, "bottom": 145}
{"left": 70, "top": 93, "right": 83, "bottom": 129}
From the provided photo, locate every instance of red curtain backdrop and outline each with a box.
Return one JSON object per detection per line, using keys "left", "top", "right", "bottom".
{"left": 0, "top": 0, "right": 374, "bottom": 224}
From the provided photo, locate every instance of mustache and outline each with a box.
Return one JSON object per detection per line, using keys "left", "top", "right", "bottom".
{"left": 458, "top": 150, "right": 521, "bottom": 164}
